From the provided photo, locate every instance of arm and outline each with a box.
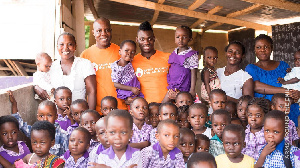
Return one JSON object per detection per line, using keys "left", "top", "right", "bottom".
{"left": 189, "top": 68, "right": 197, "bottom": 98}
{"left": 278, "top": 77, "right": 300, "bottom": 85}
{"left": 11, "top": 113, "right": 31, "bottom": 137}
{"left": 64, "top": 107, "right": 75, "bottom": 125}
{"left": 129, "top": 141, "right": 150, "bottom": 149}
{"left": 0, "top": 155, "right": 12, "bottom": 168}
{"left": 253, "top": 80, "right": 286, "bottom": 95}
{"left": 34, "top": 85, "right": 49, "bottom": 100}
{"left": 203, "top": 69, "right": 212, "bottom": 96}
{"left": 254, "top": 142, "right": 276, "bottom": 168}
{"left": 114, "top": 83, "right": 140, "bottom": 95}
{"left": 242, "top": 78, "right": 254, "bottom": 97}
{"left": 7, "top": 91, "right": 18, "bottom": 114}
{"left": 85, "top": 75, "right": 97, "bottom": 110}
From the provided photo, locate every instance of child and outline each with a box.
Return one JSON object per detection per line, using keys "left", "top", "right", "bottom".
{"left": 187, "top": 152, "right": 217, "bottom": 168}
{"left": 209, "top": 109, "right": 231, "bottom": 157}
{"left": 61, "top": 127, "right": 91, "bottom": 168}
{"left": 89, "top": 117, "right": 110, "bottom": 163}
{"left": 237, "top": 95, "right": 252, "bottom": 129}
{"left": 0, "top": 115, "right": 30, "bottom": 166}
{"left": 231, "top": 118, "right": 242, "bottom": 125}
{"left": 15, "top": 121, "right": 65, "bottom": 168}
{"left": 54, "top": 86, "right": 74, "bottom": 131}
{"left": 195, "top": 134, "right": 210, "bottom": 152}
{"left": 255, "top": 110, "right": 298, "bottom": 168}
{"left": 111, "top": 40, "right": 144, "bottom": 101}
{"left": 177, "top": 105, "right": 191, "bottom": 128}
{"left": 242, "top": 97, "right": 269, "bottom": 160}
{"left": 178, "top": 128, "right": 195, "bottom": 163}
{"left": 163, "top": 25, "right": 198, "bottom": 103}
{"left": 150, "top": 103, "right": 178, "bottom": 145}
{"left": 208, "top": 89, "right": 227, "bottom": 115}
{"left": 101, "top": 96, "right": 118, "bottom": 116}
{"left": 148, "top": 102, "right": 160, "bottom": 128}
{"left": 33, "top": 52, "right": 55, "bottom": 101}
{"left": 200, "top": 46, "right": 220, "bottom": 103}
{"left": 140, "top": 119, "right": 185, "bottom": 168}
{"left": 271, "top": 93, "right": 299, "bottom": 145}
{"left": 67, "top": 99, "right": 89, "bottom": 135}
{"left": 225, "top": 101, "right": 237, "bottom": 119}
{"left": 215, "top": 124, "right": 255, "bottom": 168}
{"left": 80, "top": 110, "right": 101, "bottom": 152}
{"left": 96, "top": 110, "right": 140, "bottom": 167}
{"left": 188, "top": 103, "right": 212, "bottom": 138}
{"left": 175, "top": 92, "right": 194, "bottom": 108}
{"left": 129, "top": 97, "right": 152, "bottom": 149}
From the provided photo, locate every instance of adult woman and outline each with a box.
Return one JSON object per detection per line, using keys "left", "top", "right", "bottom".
{"left": 216, "top": 41, "right": 254, "bottom": 102}
{"left": 35, "top": 32, "right": 96, "bottom": 109}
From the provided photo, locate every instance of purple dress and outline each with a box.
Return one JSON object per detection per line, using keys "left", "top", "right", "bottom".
{"left": 167, "top": 50, "right": 198, "bottom": 92}
{"left": 111, "top": 60, "right": 144, "bottom": 99}
{"left": 0, "top": 141, "right": 30, "bottom": 165}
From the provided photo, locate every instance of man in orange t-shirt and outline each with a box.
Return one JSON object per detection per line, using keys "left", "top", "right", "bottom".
{"left": 81, "top": 17, "right": 126, "bottom": 112}
{"left": 132, "top": 21, "right": 170, "bottom": 103}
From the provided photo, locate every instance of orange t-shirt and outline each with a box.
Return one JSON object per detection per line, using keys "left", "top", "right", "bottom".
{"left": 132, "top": 50, "right": 170, "bottom": 103}
{"left": 80, "top": 43, "right": 127, "bottom": 111}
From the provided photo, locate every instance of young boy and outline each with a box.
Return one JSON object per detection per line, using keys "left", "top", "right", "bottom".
{"left": 96, "top": 110, "right": 140, "bottom": 167}
{"left": 67, "top": 99, "right": 89, "bottom": 135}
{"left": 215, "top": 124, "right": 255, "bottom": 168}
{"left": 209, "top": 109, "right": 230, "bottom": 157}
{"left": 175, "top": 92, "right": 194, "bottom": 107}
{"left": 140, "top": 119, "right": 185, "bottom": 168}
{"left": 80, "top": 110, "right": 101, "bottom": 152}
{"left": 62, "top": 127, "right": 91, "bottom": 168}
{"left": 148, "top": 102, "right": 160, "bottom": 128}
{"left": 187, "top": 152, "right": 217, "bottom": 168}
{"left": 271, "top": 93, "right": 299, "bottom": 145}
{"left": 101, "top": 96, "right": 118, "bottom": 116}
{"left": 195, "top": 134, "right": 210, "bottom": 152}
{"left": 178, "top": 128, "right": 195, "bottom": 163}
{"left": 255, "top": 110, "right": 299, "bottom": 168}
{"left": 208, "top": 89, "right": 227, "bottom": 115}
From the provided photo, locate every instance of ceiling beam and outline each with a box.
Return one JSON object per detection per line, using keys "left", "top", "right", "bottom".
{"left": 86, "top": 0, "right": 99, "bottom": 19}
{"left": 190, "top": 6, "right": 223, "bottom": 28}
{"left": 241, "top": 0, "right": 300, "bottom": 13}
{"left": 150, "top": 0, "right": 165, "bottom": 25}
{"left": 109, "top": 0, "right": 271, "bottom": 32}
{"left": 188, "top": 0, "right": 206, "bottom": 11}
{"left": 204, "top": 4, "right": 264, "bottom": 31}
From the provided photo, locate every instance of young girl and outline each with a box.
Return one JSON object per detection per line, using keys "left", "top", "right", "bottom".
{"left": 15, "top": 121, "right": 65, "bottom": 168}
{"left": 242, "top": 97, "right": 269, "bottom": 160}
{"left": 111, "top": 40, "right": 144, "bottom": 103}
{"left": 200, "top": 46, "right": 220, "bottom": 103}
{"left": 237, "top": 95, "right": 252, "bottom": 129}
{"left": 67, "top": 99, "right": 89, "bottom": 135}
{"left": 177, "top": 105, "right": 191, "bottom": 128}
{"left": 0, "top": 116, "right": 30, "bottom": 166}
{"left": 129, "top": 97, "right": 152, "bottom": 149}
{"left": 62, "top": 127, "right": 90, "bottom": 168}
{"left": 148, "top": 102, "right": 160, "bottom": 128}
{"left": 163, "top": 25, "right": 198, "bottom": 103}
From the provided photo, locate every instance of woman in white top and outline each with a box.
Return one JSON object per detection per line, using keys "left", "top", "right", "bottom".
{"left": 216, "top": 41, "right": 254, "bottom": 102}
{"left": 34, "top": 32, "right": 96, "bottom": 109}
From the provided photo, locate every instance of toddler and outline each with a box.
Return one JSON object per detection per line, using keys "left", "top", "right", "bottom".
{"left": 255, "top": 110, "right": 298, "bottom": 168}
{"left": 188, "top": 103, "right": 212, "bottom": 138}
{"left": 15, "top": 121, "right": 65, "bottom": 168}
{"left": 54, "top": 86, "right": 73, "bottom": 131}
{"left": 200, "top": 46, "right": 220, "bottom": 103}
{"left": 0, "top": 115, "right": 30, "bottom": 166}
{"left": 208, "top": 89, "right": 227, "bottom": 115}
{"left": 140, "top": 119, "right": 185, "bottom": 168}
{"left": 67, "top": 99, "right": 89, "bottom": 135}
{"left": 163, "top": 25, "right": 198, "bottom": 103}
{"left": 148, "top": 102, "right": 160, "bottom": 128}
{"left": 129, "top": 97, "right": 152, "bottom": 149}
{"left": 96, "top": 110, "right": 140, "bottom": 167}
{"left": 237, "top": 95, "right": 252, "bottom": 129}
{"left": 101, "top": 96, "right": 118, "bottom": 116}
{"left": 178, "top": 128, "right": 195, "bottom": 163}
{"left": 61, "top": 127, "right": 91, "bottom": 168}
{"left": 215, "top": 124, "right": 255, "bottom": 168}
{"left": 209, "top": 109, "right": 231, "bottom": 157}
{"left": 33, "top": 52, "right": 54, "bottom": 101}
{"left": 175, "top": 92, "right": 194, "bottom": 108}
{"left": 187, "top": 152, "right": 217, "bottom": 168}
{"left": 80, "top": 110, "right": 101, "bottom": 152}
{"left": 111, "top": 40, "right": 144, "bottom": 101}
{"left": 150, "top": 103, "right": 178, "bottom": 145}
{"left": 177, "top": 105, "right": 191, "bottom": 128}
{"left": 242, "top": 97, "right": 269, "bottom": 160}
{"left": 195, "top": 134, "right": 210, "bottom": 152}
{"left": 225, "top": 101, "right": 237, "bottom": 119}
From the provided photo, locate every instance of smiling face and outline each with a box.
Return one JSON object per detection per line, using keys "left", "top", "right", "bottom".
{"left": 175, "top": 28, "right": 191, "bottom": 50}
{"left": 54, "top": 89, "right": 72, "bottom": 112}
{"left": 57, "top": 35, "right": 76, "bottom": 60}
{"left": 255, "top": 39, "right": 272, "bottom": 62}
{"left": 80, "top": 113, "right": 97, "bottom": 137}
{"left": 37, "top": 105, "right": 58, "bottom": 124}
{"left": 159, "top": 105, "right": 177, "bottom": 121}
{"left": 204, "top": 49, "right": 218, "bottom": 68}
{"left": 69, "top": 130, "right": 90, "bottom": 156}
{"left": 31, "top": 130, "right": 54, "bottom": 157}
{"left": 178, "top": 133, "right": 195, "bottom": 159}
{"left": 223, "top": 130, "right": 244, "bottom": 159}
{"left": 195, "top": 139, "right": 210, "bottom": 152}
{"left": 101, "top": 99, "right": 117, "bottom": 116}
{"left": 130, "top": 98, "right": 149, "bottom": 121}
{"left": 93, "top": 19, "right": 112, "bottom": 49}
{"left": 95, "top": 119, "right": 110, "bottom": 148}
{"left": 188, "top": 108, "right": 207, "bottom": 130}
{"left": 209, "top": 93, "right": 226, "bottom": 111}
{"left": 211, "top": 114, "right": 230, "bottom": 139}
{"left": 71, "top": 102, "right": 89, "bottom": 124}
{"left": 247, "top": 105, "right": 264, "bottom": 131}
{"left": 225, "top": 44, "right": 243, "bottom": 66}
{"left": 136, "top": 30, "right": 155, "bottom": 54}
{"left": 0, "top": 122, "right": 19, "bottom": 149}
{"left": 156, "top": 123, "right": 180, "bottom": 153}
{"left": 149, "top": 105, "right": 160, "bottom": 128}
{"left": 106, "top": 116, "right": 133, "bottom": 152}
{"left": 175, "top": 93, "right": 193, "bottom": 107}
{"left": 264, "top": 118, "right": 285, "bottom": 145}
{"left": 119, "top": 42, "right": 136, "bottom": 62}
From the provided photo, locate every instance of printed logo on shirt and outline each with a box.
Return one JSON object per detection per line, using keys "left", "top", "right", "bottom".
{"left": 135, "top": 67, "right": 168, "bottom": 77}
{"left": 92, "top": 62, "right": 112, "bottom": 71}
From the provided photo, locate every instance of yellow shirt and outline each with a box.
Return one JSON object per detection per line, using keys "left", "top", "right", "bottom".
{"left": 215, "top": 154, "right": 255, "bottom": 168}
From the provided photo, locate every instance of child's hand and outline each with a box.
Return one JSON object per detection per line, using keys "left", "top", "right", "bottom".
{"left": 277, "top": 77, "right": 285, "bottom": 84}
{"left": 168, "top": 89, "right": 179, "bottom": 100}
{"left": 125, "top": 97, "right": 134, "bottom": 105}
{"left": 88, "top": 162, "right": 111, "bottom": 168}
{"left": 7, "top": 90, "right": 17, "bottom": 104}
{"left": 51, "top": 88, "right": 55, "bottom": 94}
{"left": 126, "top": 164, "right": 137, "bottom": 168}
{"left": 261, "top": 141, "right": 276, "bottom": 156}
{"left": 286, "top": 68, "right": 291, "bottom": 73}
{"left": 131, "top": 87, "right": 140, "bottom": 95}
{"left": 63, "top": 107, "right": 71, "bottom": 117}
{"left": 189, "top": 90, "right": 196, "bottom": 99}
